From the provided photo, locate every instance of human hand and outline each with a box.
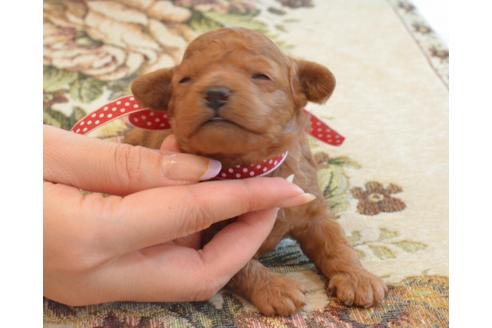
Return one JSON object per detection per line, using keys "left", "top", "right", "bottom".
{"left": 43, "top": 125, "right": 314, "bottom": 306}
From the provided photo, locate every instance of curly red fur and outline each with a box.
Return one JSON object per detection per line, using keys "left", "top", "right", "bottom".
{"left": 125, "top": 28, "right": 386, "bottom": 316}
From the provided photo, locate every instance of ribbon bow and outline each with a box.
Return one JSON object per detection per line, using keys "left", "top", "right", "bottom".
{"left": 71, "top": 95, "right": 345, "bottom": 179}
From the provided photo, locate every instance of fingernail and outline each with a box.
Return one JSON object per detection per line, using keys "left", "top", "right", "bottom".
{"left": 201, "top": 158, "right": 222, "bottom": 180}
{"left": 285, "top": 174, "right": 295, "bottom": 183}
{"left": 161, "top": 153, "right": 222, "bottom": 181}
{"left": 282, "top": 175, "right": 304, "bottom": 194}
{"left": 278, "top": 193, "right": 317, "bottom": 208}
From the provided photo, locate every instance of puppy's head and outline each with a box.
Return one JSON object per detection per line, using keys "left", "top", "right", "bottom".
{"left": 132, "top": 28, "right": 335, "bottom": 162}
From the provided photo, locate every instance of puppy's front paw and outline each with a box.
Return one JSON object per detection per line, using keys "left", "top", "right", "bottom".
{"left": 327, "top": 269, "right": 387, "bottom": 308}
{"left": 250, "top": 275, "right": 306, "bottom": 316}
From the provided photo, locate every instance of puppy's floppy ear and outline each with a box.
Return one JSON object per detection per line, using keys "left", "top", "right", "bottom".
{"left": 131, "top": 67, "right": 174, "bottom": 111}
{"left": 291, "top": 59, "right": 336, "bottom": 106}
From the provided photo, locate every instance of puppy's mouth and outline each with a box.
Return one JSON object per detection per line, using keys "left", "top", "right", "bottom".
{"left": 200, "top": 114, "right": 246, "bottom": 130}
{"left": 208, "top": 115, "right": 228, "bottom": 122}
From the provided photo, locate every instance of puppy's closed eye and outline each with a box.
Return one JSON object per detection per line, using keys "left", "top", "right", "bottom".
{"left": 252, "top": 73, "right": 271, "bottom": 81}
{"left": 179, "top": 76, "right": 191, "bottom": 84}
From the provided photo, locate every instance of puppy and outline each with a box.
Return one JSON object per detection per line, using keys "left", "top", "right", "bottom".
{"left": 125, "top": 28, "right": 387, "bottom": 316}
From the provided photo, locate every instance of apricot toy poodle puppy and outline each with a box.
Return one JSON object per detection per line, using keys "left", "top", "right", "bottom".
{"left": 125, "top": 28, "right": 387, "bottom": 316}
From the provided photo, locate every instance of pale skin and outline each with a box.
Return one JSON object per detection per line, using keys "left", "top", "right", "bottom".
{"left": 43, "top": 125, "right": 315, "bottom": 306}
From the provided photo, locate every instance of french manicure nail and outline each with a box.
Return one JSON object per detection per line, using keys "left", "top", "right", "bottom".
{"left": 282, "top": 174, "right": 303, "bottom": 194}
{"left": 200, "top": 158, "right": 222, "bottom": 180}
{"left": 278, "top": 193, "right": 317, "bottom": 208}
{"left": 161, "top": 153, "right": 222, "bottom": 181}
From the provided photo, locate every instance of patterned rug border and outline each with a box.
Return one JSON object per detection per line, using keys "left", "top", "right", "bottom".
{"left": 386, "top": 0, "right": 449, "bottom": 88}
{"left": 43, "top": 275, "right": 449, "bottom": 328}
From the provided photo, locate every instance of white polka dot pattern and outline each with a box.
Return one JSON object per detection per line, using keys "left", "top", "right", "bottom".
{"left": 71, "top": 95, "right": 169, "bottom": 135}
{"left": 307, "top": 112, "right": 345, "bottom": 146}
{"left": 216, "top": 151, "right": 289, "bottom": 180}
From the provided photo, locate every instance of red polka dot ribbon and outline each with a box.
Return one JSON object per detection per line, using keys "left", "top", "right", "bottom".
{"left": 71, "top": 96, "right": 170, "bottom": 134}
{"left": 308, "top": 112, "right": 345, "bottom": 146}
{"left": 71, "top": 95, "right": 345, "bottom": 179}
{"left": 215, "top": 151, "right": 289, "bottom": 180}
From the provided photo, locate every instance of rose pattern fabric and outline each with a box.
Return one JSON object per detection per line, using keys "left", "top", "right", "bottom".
{"left": 43, "top": 0, "right": 195, "bottom": 80}
{"left": 276, "top": 0, "right": 313, "bottom": 9}
{"left": 175, "top": 0, "right": 257, "bottom": 14}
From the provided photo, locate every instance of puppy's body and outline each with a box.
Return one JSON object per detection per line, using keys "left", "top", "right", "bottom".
{"left": 125, "top": 28, "right": 386, "bottom": 316}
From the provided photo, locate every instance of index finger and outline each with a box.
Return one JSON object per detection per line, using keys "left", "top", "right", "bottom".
{"left": 43, "top": 125, "right": 222, "bottom": 195}
{"left": 93, "top": 177, "right": 315, "bottom": 255}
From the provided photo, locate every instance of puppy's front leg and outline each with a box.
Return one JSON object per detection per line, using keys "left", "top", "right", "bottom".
{"left": 291, "top": 203, "right": 387, "bottom": 307}
{"left": 227, "top": 259, "right": 306, "bottom": 316}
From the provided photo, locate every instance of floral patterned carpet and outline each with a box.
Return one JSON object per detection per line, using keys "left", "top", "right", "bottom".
{"left": 43, "top": 0, "right": 449, "bottom": 327}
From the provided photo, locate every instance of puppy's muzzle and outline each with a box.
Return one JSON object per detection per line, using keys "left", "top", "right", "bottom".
{"left": 204, "top": 87, "right": 230, "bottom": 111}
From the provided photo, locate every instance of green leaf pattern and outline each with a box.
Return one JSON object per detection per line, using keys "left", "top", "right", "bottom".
{"left": 69, "top": 77, "right": 104, "bottom": 103}
{"left": 316, "top": 153, "right": 360, "bottom": 215}
{"left": 349, "top": 227, "right": 428, "bottom": 260}
{"left": 347, "top": 230, "right": 362, "bottom": 244}
{"left": 43, "top": 66, "right": 78, "bottom": 92}
{"left": 200, "top": 11, "right": 266, "bottom": 33}
{"left": 368, "top": 245, "right": 396, "bottom": 260}
{"left": 392, "top": 240, "right": 427, "bottom": 253}
{"left": 44, "top": 106, "right": 88, "bottom": 131}
{"left": 378, "top": 227, "right": 400, "bottom": 241}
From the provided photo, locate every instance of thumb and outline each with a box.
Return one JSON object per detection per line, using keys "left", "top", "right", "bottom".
{"left": 160, "top": 134, "right": 181, "bottom": 153}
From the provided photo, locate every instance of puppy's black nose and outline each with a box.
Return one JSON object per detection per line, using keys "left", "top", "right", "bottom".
{"left": 205, "top": 87, "right": 230, "bottom": 111}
